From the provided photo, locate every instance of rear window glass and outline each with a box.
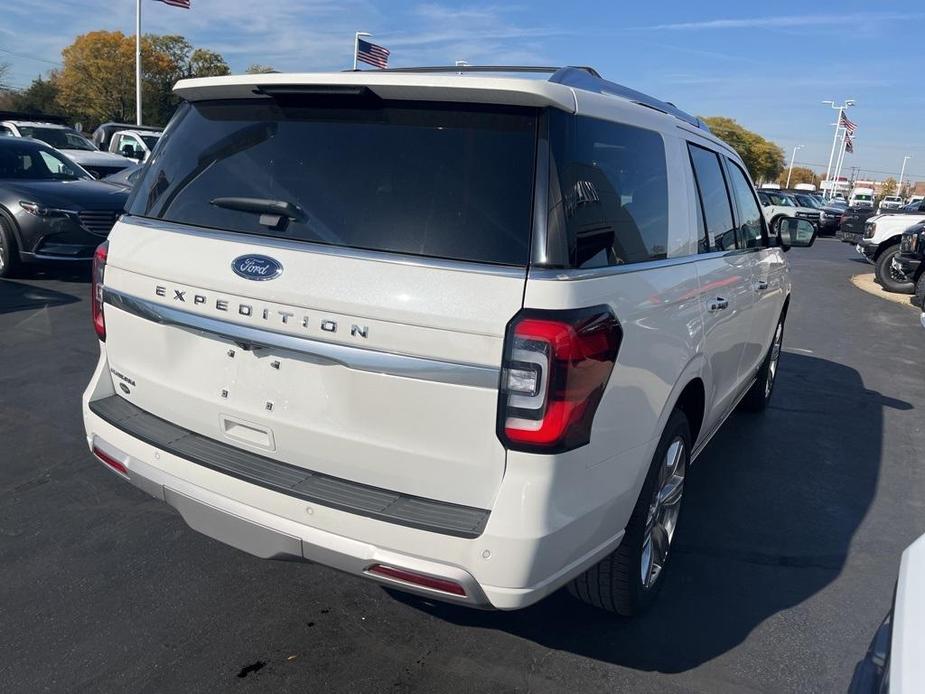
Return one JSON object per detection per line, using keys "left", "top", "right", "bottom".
{"left": 546, "top": 111, "right": 669, "bottom": 268}
{"left": 128, "top": 98, "right": 538, "bottom": 266}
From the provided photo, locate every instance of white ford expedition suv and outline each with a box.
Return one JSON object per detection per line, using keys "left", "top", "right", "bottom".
{"left": 81, "top": 66, "right": 815, "bottom": 615}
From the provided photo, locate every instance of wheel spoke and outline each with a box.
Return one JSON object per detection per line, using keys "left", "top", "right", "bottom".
{"left": 641, "top": 436, "right": 687, "bottom": 589}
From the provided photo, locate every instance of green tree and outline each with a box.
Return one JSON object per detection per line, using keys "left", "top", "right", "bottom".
{"left": 8, "top": 75, "right": 65, "bottom": 116}
{"left": 56, "top": 31, "right": 230, "bottom": 127}
{"left": 877, "top": 177, "right": 898, "bottom": 204}
{"left": 700, "top": 116, "right": 785, "bottom": 183}
{"left": 778, "top": 166, "right": 818, "bottom": 188}
{"left": 246, "top": 64, "right": 277, "bottom": 74}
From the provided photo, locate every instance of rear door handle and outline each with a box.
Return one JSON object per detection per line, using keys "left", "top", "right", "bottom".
{"left": 755, "top": 280, "right": 769, "bottom": 291}
{"left": 709, "top": 297, "right": 729, "bottom": 312}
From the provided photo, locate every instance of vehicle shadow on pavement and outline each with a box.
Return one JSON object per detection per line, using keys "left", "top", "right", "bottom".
{"left": 0, "top": 279, "right": 81, "bottom": 315}
{"left": 390, "top": 352, "right": 910, "bottom": 673}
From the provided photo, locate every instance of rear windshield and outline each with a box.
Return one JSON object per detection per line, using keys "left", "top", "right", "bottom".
{"left": 128, "top": 98, "right": 538, "bottom": 266}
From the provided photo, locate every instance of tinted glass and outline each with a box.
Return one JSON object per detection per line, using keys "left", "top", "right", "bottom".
{"left": 547, "top": 111, "right": 669, "bottom": 268}
{"left": 140, "top": 135, "right": 160, "bottom": 149}
{"left": 129, "top": 99, "right": 538, "bottom": 266}
{"left": 688, "top": 144, "right": 736, "bottom": 251}
{"left": 0, "top": 141, "right": 88, "bottom": 180}
{"left": 725, "top": 160, "right": 764, "bottom": 248}
{"left": 19, "top": 126, "right": 96, "bottom": 151}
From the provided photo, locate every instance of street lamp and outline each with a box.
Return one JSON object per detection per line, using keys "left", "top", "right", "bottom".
{"left": 785, "top": 144, "right": 804, "bottom": 189}
{"left": 898, "top": 155, "right": 912, "bottom": 199}
{"left": 822, "top": 99, "right": 855, "bottom": 199}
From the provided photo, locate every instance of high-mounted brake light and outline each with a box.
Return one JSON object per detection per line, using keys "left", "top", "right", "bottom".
{"left": 498, "top": 307, "right": 622, "bottom": 453}
{"left": 91, "top": 241, "right": 108, "bottom": 341}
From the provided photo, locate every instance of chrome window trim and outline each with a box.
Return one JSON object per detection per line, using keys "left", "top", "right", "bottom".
{"left": 103, "top": 288, "right": 501, "bottom": 389}
{"left": 120, "top": 215, "right": 528, "bottom": 279}
{"left": 527, "top": 247, "right": 762, "bottom": 281}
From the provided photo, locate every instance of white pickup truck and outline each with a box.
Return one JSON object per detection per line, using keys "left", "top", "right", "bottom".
{"left": 108, "top": 129, "right": 163, "bottom": 162}
{"left": 856, "top": 199, "right": 925, "bottom": 291}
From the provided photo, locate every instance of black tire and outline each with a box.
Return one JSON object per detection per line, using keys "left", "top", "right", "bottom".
{"left": 874, "top": 245, "right": 914, "bottom": 294}
{"left": 769, "top": 215, "right": 785, "bottom": 235}
{"left": 567, "top": 409, "right": 690, "bottom": 616}
{"left": 740, "top": 312, "right": 785, "bottom": 412}
{"left": 914, "top": 274, "right": 925, "bottom": 308}
{"left": 0, "top": 218, "right": 21, "bottom": 279}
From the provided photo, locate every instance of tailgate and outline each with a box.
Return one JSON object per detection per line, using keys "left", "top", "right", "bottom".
{"left": 102, "top": 221, "right": 525, "bottom": 509}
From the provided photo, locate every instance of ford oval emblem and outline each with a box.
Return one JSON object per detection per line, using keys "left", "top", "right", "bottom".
{"left": 231, "top": 255, "right": 283, "bottom": 281}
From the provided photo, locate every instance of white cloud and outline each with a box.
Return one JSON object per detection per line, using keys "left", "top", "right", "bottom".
{"left": 640, "top": 12, "right": 924, "bottom": 31}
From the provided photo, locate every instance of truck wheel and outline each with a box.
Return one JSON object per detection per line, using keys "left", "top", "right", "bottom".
{"left": 741, "top": 313, "right": 785, "bottom": 412}
{"left": 769, "top": 216, "right": 785, "bottom": 234}
{"left": 874, "top": 245, "right": 914, "bottom": 294}
{"left": 567, "top": 409, "right": 690, "bottom": 616}
{"left": 0, "top": 219, "right": 21, "bottom": 279}
{"left": 914, "top": 274, "right": 925, "bottom": 308}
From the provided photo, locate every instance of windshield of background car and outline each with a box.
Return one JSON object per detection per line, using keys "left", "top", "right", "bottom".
{"left": 795, "top": 195, "right": 822, "bottom": 208}
{"left": 764, "top": 192, "right": 794, "bottom": 206}
{"left": 128, "top": 98, "right": 538, "bottom": 266}
{"left": 140, "top": 135, "right": 161, "bottom": 149}
{"left": 19, "top": 127, "right": 97, "bottom": 152}
{"left": 853, "top": 194, "right": 872, "bottom": 201}
{"left": 0, "top": 142, "right": 90, "bottom": 180}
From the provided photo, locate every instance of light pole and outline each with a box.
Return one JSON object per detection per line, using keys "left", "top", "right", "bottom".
{"left": 785, "top": 144, "right": 804, "bottom": 188}
{"left": 822, "top": 99, "right": 855, "bottom": 199}
{"left": 898, "top": 155, "right": 911, "bottom": 199}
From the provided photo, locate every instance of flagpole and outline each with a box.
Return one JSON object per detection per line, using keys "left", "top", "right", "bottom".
{"left": 353, "top": 31, "right": 370, "bottom": 71}
{"left": 832, "top": 129, "right": 848, "bottom": 196}
{"left": 135, "top": 0, "right": 142, "bottom": 125}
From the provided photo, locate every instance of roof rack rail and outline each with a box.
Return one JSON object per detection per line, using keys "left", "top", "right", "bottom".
{"left": 548, "top": 67, "right": 708, "bottom": 130}
{"left": 341, "top": 64, "right": 707, "bottom": 131}
{"left": 356, "top": 65, "right": 601, "bottom": 77}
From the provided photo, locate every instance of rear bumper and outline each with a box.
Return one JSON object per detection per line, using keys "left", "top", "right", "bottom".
{"left": 82, "top": 355, "right": 639, "bottom": 610}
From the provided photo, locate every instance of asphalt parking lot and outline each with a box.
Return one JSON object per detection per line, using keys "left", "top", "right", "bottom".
{"left": 1, "top": 238, "right": 924, "bottom": 693}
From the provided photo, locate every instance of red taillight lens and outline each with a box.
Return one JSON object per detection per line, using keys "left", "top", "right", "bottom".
{"left": 91, "top": 241, "right": 108, "bottom": 341}
{"left": 367, "top": 564, "right": 467, "bottom": 596}
{"left": 498, "top": 307, "right": 622, "bottom": 453}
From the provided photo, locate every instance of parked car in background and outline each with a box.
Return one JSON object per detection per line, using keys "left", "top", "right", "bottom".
{"left": 108, "top": 129, "right": 163, "bottom": 162}
{"left": 81, "top": 66, "right": 815, "bottom": 616}
{"left": 0, "top": 120, "right": 133, "bottom": 179}
{"left": 782, "top": 190, "right": 840, "bottom": 236}
{"left": 0, "top": 136, "right": 128, "bottom": 277}
{"left": 849, "top": 187, "right": 875, "bottom": 209}
{"left": 879, "top": 195, "right": 904, "bottom": 213}
{"left": 840, "top": 206, "right": 878, "bottom": 244}
{"left": 91, "top": 122, "right": 164, "bottom": 155}
{"left": 850, "top": 531, "right": 925, "bottom": 693}
{"left": 907, "top": 195, "right": 924, "bottom": 206}
{"left": 895, "top": 223, "right": 925, "bottom": 306}
{"left": 101, "top": 163, "right": 144, "bottom": 191}
{"left": 757, "top": 190, "right": 820, "bottom": 231}
{"left": 794, "top": 183, "right": 817, "bottom": 193}
{"left": 857, "top": 199, "right": 925, "bottom": 292}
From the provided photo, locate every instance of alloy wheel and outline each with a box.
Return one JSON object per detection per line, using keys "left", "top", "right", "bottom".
{"left": 641, "top": 437, "right": 686, "bottom": 589}
{"left": 765, "top": 321, "right": 783, "bottom": 398}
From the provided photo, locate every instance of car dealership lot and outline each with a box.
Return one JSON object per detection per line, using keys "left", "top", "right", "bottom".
{"left": 1, "top": 239, "right": 924, "bottom": 693}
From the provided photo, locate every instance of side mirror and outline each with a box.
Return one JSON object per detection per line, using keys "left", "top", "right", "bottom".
{"left": 120, "top": 144, "right": 136, "bottom": 158}
{"left": 777, "top": 218, "right": 816, "bottom": 251}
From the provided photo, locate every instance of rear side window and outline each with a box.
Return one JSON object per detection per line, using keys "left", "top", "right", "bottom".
{"left": 547, "top": 111, "right": 669, "bottom": 268}
{"left": 688, "top": 144, "right": 736, "bottom": 251}
{"left": 128, "top": 98, "right": 538, "bottom": 266}
{"left": 724, "top": 159, "right": 765, "bottom": 248}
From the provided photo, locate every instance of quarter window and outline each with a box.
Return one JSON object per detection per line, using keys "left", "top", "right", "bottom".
{"left": 548, "top": 111, "right": 669, "bottom": 268}
{"left": 725, "top": 160, "right": 765, "bottom": 248}
{"left": 688, "top": 144, "right": 736, "bottom": 251}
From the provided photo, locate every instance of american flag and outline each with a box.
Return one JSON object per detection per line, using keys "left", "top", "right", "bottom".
{"left": 845, "top": 135, "right": 854, "bottom": 154}
{"left": 357, "top": 38, "right": 390, "bottom": 69}
{"left": 154, "top": 0, "right": 190, "bottom": 8}
{"left": 840, "top": 111, "right": 857, "bottom": 135}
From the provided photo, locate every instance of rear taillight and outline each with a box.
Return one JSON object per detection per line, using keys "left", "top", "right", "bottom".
{"left": 91, "top": 240, "right": 108, "bottom": 341}
{"left": 498, "top": 307, "right": 622, "bottom": 453}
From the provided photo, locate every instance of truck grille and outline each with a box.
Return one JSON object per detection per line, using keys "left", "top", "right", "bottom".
{"left": 78, "top": 210, "right": 120, "bottom": 236}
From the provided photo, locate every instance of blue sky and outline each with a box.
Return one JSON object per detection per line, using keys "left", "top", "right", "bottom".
{"left": 2, "top": 1, "right": 923, "bottom": 180}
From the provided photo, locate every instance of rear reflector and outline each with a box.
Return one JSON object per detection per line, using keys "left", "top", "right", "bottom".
{"left": 93, "top": 445, "right": 128, "bottom": 476}
{"left": 367, "top": 564, "right": 466, "bottom": 596}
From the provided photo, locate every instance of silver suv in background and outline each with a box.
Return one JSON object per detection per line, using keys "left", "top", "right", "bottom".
{"left": 82, "top": 66, "right": 815, "bottom": 616}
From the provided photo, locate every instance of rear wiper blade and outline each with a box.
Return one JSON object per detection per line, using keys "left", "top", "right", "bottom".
{"left": 210, "top": 196, "right": 307, "bottom": 230}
